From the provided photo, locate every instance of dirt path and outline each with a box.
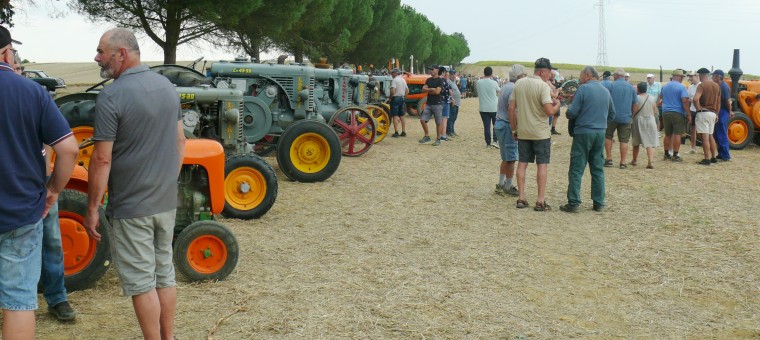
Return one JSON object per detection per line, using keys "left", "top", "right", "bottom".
{"left": 34, "top": 97, "right": 760, "bottom": 339}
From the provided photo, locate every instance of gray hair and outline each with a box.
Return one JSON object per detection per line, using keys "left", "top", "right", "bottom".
{"left": 508, "top": 64, "right": 526, "bottom": 82}
{"left": 105, "top": 27, "right": 140, "bottom": 55}
{"left": 614, "top": 68, "right": 626, "bottom": 76}
{"left": 582, "top": 66, "right": 599, "bottom": 79}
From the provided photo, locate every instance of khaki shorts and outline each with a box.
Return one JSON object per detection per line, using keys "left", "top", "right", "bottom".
{"left": 663, "top": 112, "right": 686, "bottom": 135}
{"left": 605, "top": 121, "right": 632, "bottom": 143}
{"left": 695, "top": 111, "right": 716, "bottom": 134}
{"left": 109, "top": 209, "right": 176, "bottom": 296}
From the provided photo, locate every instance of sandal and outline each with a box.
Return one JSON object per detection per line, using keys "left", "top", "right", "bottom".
{"left": 516, "top": 199, "right": 529, "bottom": 209}
{"left": 646, "top": 164, "right": 653, "bottom": 169}
{"left": 534, "top": 201, "right": 551, "bottom": 212}
{"left": 629, "top": 160, "right": 637, "bottom": 166}
{"left": 619, "top": 163, "right": 627, "bottom": 169}
{"left": 604, "top": 159, "right": 613, "bottom": 167}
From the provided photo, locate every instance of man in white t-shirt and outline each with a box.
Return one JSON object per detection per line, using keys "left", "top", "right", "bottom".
{"left": 476, "top": 66, "right": 501, "bottom": 148}
{"left": 388, "top": 69, "right": 409, "bottom": 137}
{"left": 686, "top": 71, "right": 700, "bottom": 153}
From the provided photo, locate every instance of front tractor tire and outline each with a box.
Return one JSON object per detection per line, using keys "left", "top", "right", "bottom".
{"left": 222, "top": 154, "right": 278, "bottom": 220}
{"left": 173, "top": 221, "right": 239, "bottom": 282}
{"left": 276, "top": 120, "right": 342, "bottom": 182}
{"left": 58, "top": 189, "right": 111, "bottom": 292}
{"left": 55, "top": 93, "right": 98, "bottom": 167}
{"left": 727, "top": 112, "right": 753, "bottom": 150}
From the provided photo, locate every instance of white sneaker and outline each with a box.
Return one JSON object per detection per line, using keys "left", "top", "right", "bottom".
{"left": 689, "top": 148, "right": 697, "bottom": 154}
{"left": 491, "top": 142, "right": 500, "bottom": 149}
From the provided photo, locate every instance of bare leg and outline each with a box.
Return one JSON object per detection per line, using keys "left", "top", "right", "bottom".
{"left": 690, "top": 123, "right": 697, "bottom": 150}
{"left": 536, "top": 164, "right": 548, "bottom": 203}
{"left": 436, "top": 121, "right": 443, "bottom": 140}
{"left": 392, "top": 116, "right": 399, "bottom": 134}
{"left": 673, "top": 135, "right": 682, "bottom": 153}
{"left": 663, "top": 134, "right": 672, "bottom": 154}
{"left": 645, "top": 147, "right": 654, "bottom": 165}
{"left": 420, "top": 120, "right": 428, "bottom": 137}
{"left": 3, "top": 310, "right": 35, "bottom": 340}
{"left": 631, "top": 145, "right": 640, "bottom": 164}
{"left": 157, "top": 287, "right": 176, "bottom": 340}
{"left": 620, "top": 143, "right": 629, "bottom": 165}
{"left": 710, "top": 135, "right": 718, "bottom": 158}
{"left": 400, "top": 116, "right": 406, "bottom": 133}
{"left": 516, "top": 162, "right": 528, "bottom": 201}
{"left": 441, "top": 118, "right": 448, "bottom": 137}
{"left": 605, "top": 138, "right": 613, "bottom": 161}
{"left": 133, "top": 290, "right": 161, "bottom": 340}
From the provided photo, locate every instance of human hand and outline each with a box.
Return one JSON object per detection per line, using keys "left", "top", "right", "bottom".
{"left": 43, "top": 189, "right": 59, "bottom": 218}
{"left": 84, "top": 207, "right": 102, "bottom": 242}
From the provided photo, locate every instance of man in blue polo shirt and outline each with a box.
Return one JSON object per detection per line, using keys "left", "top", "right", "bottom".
{"left": 0, "top": 25, "right": 78, "bottom": 339}
{"left": 659, "top": 69, "right": 691, "bottom": 162}
{"left": 604, "top": 68, "right": 638, "bottom": 168}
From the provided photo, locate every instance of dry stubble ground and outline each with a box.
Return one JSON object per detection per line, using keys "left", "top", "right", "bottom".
{"left": 24, "top": 67, "right": 760, "bottom": 339}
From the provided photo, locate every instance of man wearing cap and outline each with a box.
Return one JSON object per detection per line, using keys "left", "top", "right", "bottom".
{"left": 419, "top": 65, "right": 444, "bottom": 145}
{"left": 692, "top": 68, "right": 720, "bottom": 165}
{"left": 601, "top": 70, "right": 612, "bottom": 90}
{"left": 604, "top": 68, "right": 638, "bottom": 168}
{"left": 712, "top": 69, "right": 732, "bottom": 161}
{"left": 478, "top": 66, "right": 501, "bottom": 148}
{"left": 659, "top": 69, "right": 691, "bottom": 162}
{"left": 561, "top": 66, "right": 615, "bottom": 213}
{"left": 625, "top": 73, "right": 631, "bottom": 83}
{"left": 508, "top": 57, "right": 561, "bottom": 211}
{"left": 0, "top": 25, "right": 79, "bottom": 339}
{"left": 646, "top": 74, "right": 661, "bottom": 100}
{"left": 493, "top": 64, "right": 527, "bottom": 197}
{"left": 446, "top": 69, "right": 462, "bottom": 137}
{"left": 389, "top": 68, "right": 408, "bottom": 137}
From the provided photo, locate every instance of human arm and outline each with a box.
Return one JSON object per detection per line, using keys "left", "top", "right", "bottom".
{"left": 44, "top": 136, "right": 78, "bottom": 218}
{"left": 682, "top": 97, "right": 691, "bottom": 124}
{"left": 177, "top": 121, "right": 186, "bottom": 175}
{"left": 84, "top": 141, "right": 113, "bottom": 242}
{"left": 509, "top": 97, "right": 518, "bottom": 138}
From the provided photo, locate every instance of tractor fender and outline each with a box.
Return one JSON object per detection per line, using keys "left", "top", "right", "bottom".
{"left": 183, "top": 139, "right": 226, "bottom": 215}
{"left": 64, "top": 166, "right": 90, "bottom": 194}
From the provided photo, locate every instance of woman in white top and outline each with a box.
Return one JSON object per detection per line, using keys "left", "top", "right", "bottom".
{"left": 630, "top": 82, "right": 660, "bottom": 169}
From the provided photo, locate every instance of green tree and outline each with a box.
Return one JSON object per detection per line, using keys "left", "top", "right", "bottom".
{"left": 73, "top": 0, "right": 261, "bottom": 64}
{"left": 402, "top": 5, "right": 434, "bottom": 68}
{"left": 343, "top": 0, "right": 405, "bottom": 67}
{"left": 272, "top": 0, "right": 336, "bottom": 63}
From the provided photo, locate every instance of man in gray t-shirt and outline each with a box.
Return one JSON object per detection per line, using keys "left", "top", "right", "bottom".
{"left": 85, "top": 28, "right": 185, "bottom": 339}
{"left": 493, "top": 64, "right": 527, "bottom": 197}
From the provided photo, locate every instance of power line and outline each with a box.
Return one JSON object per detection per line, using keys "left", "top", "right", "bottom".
{"left": 596, "top": 0, "right": 608, "bottom": 67}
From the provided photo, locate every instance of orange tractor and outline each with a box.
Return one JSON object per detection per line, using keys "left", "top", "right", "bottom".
{"left": 401, "top": 73, "right": 431, "bottom": 116}
{"left": 724, "top": 77, "right": 760, "bottom": 149}
{"left": 56, "top": 104, "right": 241, "bottom": 291}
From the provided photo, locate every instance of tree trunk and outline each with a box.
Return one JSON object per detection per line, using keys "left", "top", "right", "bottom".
{"left": 294, "top": 46, "right": 303, "bottom": 63}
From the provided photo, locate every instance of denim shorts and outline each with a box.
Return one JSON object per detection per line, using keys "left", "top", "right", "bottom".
{"left": 494, "top": 120, "right": 518, "bottom": 161}
{"left": 441, "top": 101, "right": 450, "bottom": 118}
{"left": 390, "top": 96, "right": 405, "bottom": 117}
{"left": 109, "top": 209, "right": 176, "bottom": 296}
{"left": 518, "top": 139, "right": 552, "bottom": 164}
{"left": 0, "top": 219, "right": 43, "bottom": 311}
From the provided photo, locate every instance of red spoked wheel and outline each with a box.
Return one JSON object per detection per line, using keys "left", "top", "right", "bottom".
{"left": 329, "top": 106, "right": 375, "bottom": 157}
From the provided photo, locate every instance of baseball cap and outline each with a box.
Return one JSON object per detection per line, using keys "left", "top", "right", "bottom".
{"left": 713, "top": 69, "right": 725, "bottom": 77}
{"left": 602, "top": 70, "right": 611, "bottom": 77}
{"left": 696, "top": 68, "right": 711, "bottom": 74}
{"left": 391, "top": 68, "right": 400, "bottom": 74}
{"left": 625, "top": 72, "right": 630, "bottom": 77}
{"left": 646, "top": 73, "right": 654, "bottom": 78}
{"left": 448, "top": 69, "right": 456, "bottom": 74}
{"left": 671, "top": 69, "right": 686, "bottom": 77}
{"left": 427, "top": 65, "right": 438, "bottom": 70}
{"left": 534, "top": 57, "right": 553, "bottom": 69}
{"left": 0, "top": 25, "right": 22, "bottom": 47}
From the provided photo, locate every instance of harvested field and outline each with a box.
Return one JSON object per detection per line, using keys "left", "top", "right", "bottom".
{"left": 25, "top": 76, "right": 760, "bottom": 338}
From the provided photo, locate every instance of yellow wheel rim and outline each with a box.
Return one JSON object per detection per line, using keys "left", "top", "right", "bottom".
{"left": 290, "top": 132, "right": 330, "bottom": 173}
{"left": 224, "top": 167, "right": 266, "bottom": 210}
{"left": 728, "top": 119, "right": 749, "bottom": 146}
{"left": 366, "top": 105, "right": 390, "bottom": 143}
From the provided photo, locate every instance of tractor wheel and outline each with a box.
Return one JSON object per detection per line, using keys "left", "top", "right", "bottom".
{"left": 727, "top": 112, "right": 753, "bottom": 150}
{"left": 55, "top": 93, "right": 98, "bottom": 167}
{"left": 276, "top": 120, "right": 342, "bottom": 182}
{"left": 173, "top": 221, "right": 238, "bottom": 282}
{"left": 222, "top": 154, "right": 278, "bottom": 220}
{"left": 329, "top": 106, "right": 375, "bottom": 157}
{"left": 58, "top": 189, "right": 111, "bottom": 292}
{"left": 366, "top": 105, "right": 390, "bottom": 143}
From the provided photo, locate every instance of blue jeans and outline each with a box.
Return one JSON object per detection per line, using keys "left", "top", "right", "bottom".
{"left": 41, "top": 201, "right": 68, "bottom": 306}
{"left": 567, "top": 132, "right": 606, "bottom": 207}
{"left": 714, "top": 108, "right": 731, "bottom": 160}
{"left": 447, "top": 104, "right": 459, "bottom": 134}
{"left": 480, "top": 112, "right": 497, "bottom": 145}
{"left": 0, "top": 219, "right": 43, "bottom": 310}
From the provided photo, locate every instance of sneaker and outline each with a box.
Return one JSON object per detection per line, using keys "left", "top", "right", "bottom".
{"left": 710, "top": 157, "right": 718, "bottom": 163}
{"left": 450, "top": 132, "right": 458, "bottom": 137}
{"left": 592, "top": 205, "right": 605, "bottom": 212}
{"left": 391, "top": 132, "right": 400, "bottom": 138}
{"left": 551, "top": 128, "right": 561, "bottom": 135}
{"left": 689, "top": 148, "right": 697, "bottom": 154}
{"left": 495, "top": 183, "right": 518, "bottom": 197}
{"left": 504, "top": 186, "right": 519, "bottom": 196}
{"left": 672, "top": 155, "right": 683, "bottom": 162}
{"left": 491, "top": 142, "right": 500, "bottom": 149}
{"left": 400, "top": 131, "right": 407, "bottom": 137}
{"left": 440, "top": 136, "right": 449, "bottom": 141}
{"left": 559, "top": 204, "right": 580, "bottom": 213}
{"left": 697, "top": 159, "right": 711, "bottom": 165}
{"left": 48, "top": 301, "right": 76, "bottom": 322}
{"left": 432, "top": 139, "right": 441, "bottom": 146}
{"left": 604, "top": 159, "right": 613, "bottom": 167}
{"left": 720, "top": 157, "right": 731, "bottom": 162}
{"left": 418, "top": 136, "right": 431, "bottom": 144}
{"left": 664, "top": 154, "right": 672, "bottom": 161}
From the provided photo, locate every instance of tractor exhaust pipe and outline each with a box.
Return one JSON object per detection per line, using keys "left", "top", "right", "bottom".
{"left": 728, "top": 49, "right": 743, "bottom": 109}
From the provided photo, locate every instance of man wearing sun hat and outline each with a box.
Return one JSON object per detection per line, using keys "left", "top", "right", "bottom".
{"left": 646, "top": 73, "right": 661, "bottom": 101}
{"left": 659, "top": 69, "right": 691, "bottom": 161}
{"left": 0, "top": 25, "right": 79, "bottom": 339}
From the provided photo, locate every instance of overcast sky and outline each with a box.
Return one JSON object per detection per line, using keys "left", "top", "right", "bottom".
{"left": 7, "top": 0, "right": 760, "bottom": 75}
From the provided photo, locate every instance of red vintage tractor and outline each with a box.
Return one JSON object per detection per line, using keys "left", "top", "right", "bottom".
{"left": 58, "top": 135, "right": 240, "bottom": 291}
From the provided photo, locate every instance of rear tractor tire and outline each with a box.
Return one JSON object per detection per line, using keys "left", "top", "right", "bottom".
{"left": 222, "top": 154, "right": 278, "bottom": 220}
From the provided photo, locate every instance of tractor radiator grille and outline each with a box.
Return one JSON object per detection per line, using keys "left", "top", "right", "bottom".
{"left": 238, "top": 101, "right": 244, "bottom": 142}
{"left": 270, "top": 76, "right": 315, "bottom": 112}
